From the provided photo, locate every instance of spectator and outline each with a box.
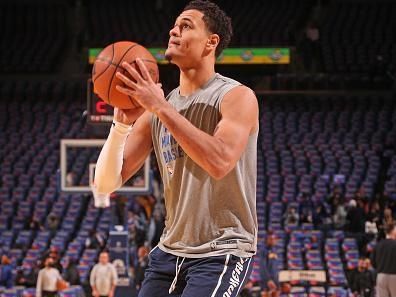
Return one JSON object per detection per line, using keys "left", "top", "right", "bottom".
{"left": 113, "top": 195, "right": 128, "bottom": 227}
{"left": 239, "top": 280, "right": 254, "bottom": 297}
{"left": 259, "top": 232, "right": 280, "bottom": 296}
{"left": 355, "top": 188, "right": 369, "bottom": 204}
{"left": 36, "top": 256, "right": 62, "bottom": 297}
{"left": 147, "top": 209, "right": 165, "bottom": 248}
{"left": 333, "top": 200, "right": 347, "bottom": 230}
{"left": 85, "top": 230, "right": 105, "bottom": 250}
{"left": 302, "top": 21, "right": 320, "bottom": 71}
{"left": 15, "top": 263, "right": 38, "bottom": 287}
{"left": 42, "top": 247, "right": 63, "bottom": 273}
{"left": 66, "top": 172, "right": 76, "bottom": 187}
{"left": 63, "top": 258, "right": 80, "bottom": 286}
{"left": 15, "top": 268, "right": 28, "bottom": 287}
{"left": 345, "top": 199, "right": 366, "bottom": 233}
{"left": 367, "top": 201, "right": 380, "bottom": 226}
{"left": 29, "top": 217, "right": 44, "bottom": 232}
{"left": 284, "top": 206, "right": 299, "bottom": 225}
{"left": 90, "top": 251, "right": 118, "bottom": 297}
{"left": 378, "top": 207, "right": 395, "bottom": 239}
{"left": 299, "top": 193, "right": 313, "bottom": 223}
{"left": 46, "top": 214, "right": 60, "bottom": 235}
{"left": 328, "top": 189, "right": 344, "bottom": 213}
{"left": 371, "top": 223, "right": 396, "bottom": 297}
{"left": 349, "top": 257, "right": 375, "bottom": 297}
{"left": 382, "top": 207, "right": 394, "bottom": 226}
{"left": 128, "top": 216, "right": 147, "bottom": 249}
{"left": 134, "top": 246, "right": 149, "bottom": 291}
{"left": 304, "top": 235, "right": 319, "bottom": 251}
{"left": 365, "top": 217, "right": 378, "bottom": 237}
{"left": 0, "top": 255, "right": 13, "bottom": 288}
{"left": 313, "top": 201, "right": 332, "bottom": 230}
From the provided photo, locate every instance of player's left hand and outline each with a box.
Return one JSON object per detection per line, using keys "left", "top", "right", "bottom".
{"left": 115, "top": 59, "right": 166, "bottom": 113}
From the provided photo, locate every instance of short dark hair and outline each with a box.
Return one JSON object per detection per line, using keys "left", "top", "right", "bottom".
{"left": 385, "top": 222, "right": 396, "bottom": 235}
{"left": 184, "top": 0, "right": 232, "bottom": 57}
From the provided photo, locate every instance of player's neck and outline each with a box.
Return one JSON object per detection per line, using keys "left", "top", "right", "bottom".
{"left": 179, "top": 64, "right": 215, "bottom": 97}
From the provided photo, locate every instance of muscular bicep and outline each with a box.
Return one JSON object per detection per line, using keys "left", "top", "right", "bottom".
{"left": 213, "top": 86, "right": 258, "bottom": 168}
{"left": 121, "top": 111, "right": 153, "bottom": 183}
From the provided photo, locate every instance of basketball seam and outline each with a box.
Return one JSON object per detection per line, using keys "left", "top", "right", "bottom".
{"left": 107, "top": 44, "right": 139, "bottom": 105}
{"left": 94, "top": 58, "right": 118, "bottom": 67}
{"left": 93, "top": 43, "right": 115, "bottom": 86}
{"left": 96, "top": 57, "right": 157, "bottom": 67}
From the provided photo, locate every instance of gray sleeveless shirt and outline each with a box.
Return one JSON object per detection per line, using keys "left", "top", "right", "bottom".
{"left": 151, "top": 73, "right": 258, "bottom": 258}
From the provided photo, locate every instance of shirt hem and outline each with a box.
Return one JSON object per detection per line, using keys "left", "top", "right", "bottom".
{"left": 157, "top": 243, "right": 256, "bottom": 259}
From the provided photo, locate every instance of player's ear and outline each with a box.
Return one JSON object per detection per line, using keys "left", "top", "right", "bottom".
{"left": 206, "top": 34, "right": 219, "bottom": 51}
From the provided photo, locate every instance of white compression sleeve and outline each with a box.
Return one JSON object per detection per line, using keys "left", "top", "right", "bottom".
{"left": 94, "top": 121, "right": 132, "bottom": 194}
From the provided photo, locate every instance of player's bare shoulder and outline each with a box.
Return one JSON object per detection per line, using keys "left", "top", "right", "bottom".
{"left": 222, "top": 85, "right": 257, "bottom": 108}
{"left": 220, "top": 85, "right": 259, "bottom": 133}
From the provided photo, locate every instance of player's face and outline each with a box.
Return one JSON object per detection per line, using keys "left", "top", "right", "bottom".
{"left": 165, "top": 9, "right": 213, "bottom": 67}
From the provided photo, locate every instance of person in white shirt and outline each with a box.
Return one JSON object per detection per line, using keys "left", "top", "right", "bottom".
{"left": 90, "top": 251, "right": 118, "bottom": 297}
{"left": 36, "top": 257, "right": 62, "bottom": 297}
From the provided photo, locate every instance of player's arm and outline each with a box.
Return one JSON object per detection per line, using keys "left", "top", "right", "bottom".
{"left": 156, "top": 86, "right": 258, "bottom": 179}
{"left": 94, "top": 109, "right": 152, "bottom": 194}
{"left": 115, "top": 59, "right": 258, "bottom": 179}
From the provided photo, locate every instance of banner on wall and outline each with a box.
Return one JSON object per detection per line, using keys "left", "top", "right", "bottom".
{"left": 279, "top": 270, "right": 326, "bottom": 282}
{"left": 88, "top": 47, "right": 290, "bottom": 65}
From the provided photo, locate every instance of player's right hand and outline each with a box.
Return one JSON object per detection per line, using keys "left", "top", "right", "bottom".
{"left": 113, "top": 107, "right": 145, "bottom": 125}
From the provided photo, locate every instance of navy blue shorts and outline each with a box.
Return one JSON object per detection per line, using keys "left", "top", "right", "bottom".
{"left": 138, "top": 247, "right": 253, "bottom": 297}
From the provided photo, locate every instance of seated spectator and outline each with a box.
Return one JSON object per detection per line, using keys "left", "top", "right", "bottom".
{"left": 383, "top": 207, "right": 394, "bottom": 226}
{"left": 367, "top": 201, "right": 380, "bottom": 228}
{"left": 284, "top": 206, "right": 299, "bottom": 225}
{"left": 304, "top": 235, "right": 319, "bottom": 250}
{"left": 63, "top": 258, "right": 80, "bottom": 286}
{"left": 299, "top": 193, "right": 314, "bottom": 223}
{"left": 15, "top": 264, "right": 38, "bottom": 287}
{"left": 46, "top": 214, "right": 60, "bottom": 235}
{"left": 113, "top": 195, "right": 128, "bottom": 227}
{"left": 29, "top": 217, "right": 44, "bottom": 232}
{"left": 313, "top": 201, "right": 332, "bottom": 230}
{"left": 15, "top": 268, "right": 28, "bottom": 286}
{"left": 355, "top": 188, "right": 369, "bottom": 204}
{"left": 365, "top": 218, "right": 378, "bottom": 236}
{"left": 85, "top": 230, "right": 105, "bottom": 250}
{"left": 333, "top": 200, "right": 347, "bottom": 230}
{"left": 0, "top": 255, "right": 13, "bottom": 288}
{"left": 328, "top": 189, "right": 344, "bottom": 213}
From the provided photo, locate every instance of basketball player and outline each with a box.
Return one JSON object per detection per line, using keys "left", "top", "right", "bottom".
{"left": 95, "top": 1, "right": 259, "bottom": 296}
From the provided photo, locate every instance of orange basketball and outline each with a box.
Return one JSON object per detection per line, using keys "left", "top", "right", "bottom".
{"left": 92, "top": 41, "right": 159, "bottom": 109}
